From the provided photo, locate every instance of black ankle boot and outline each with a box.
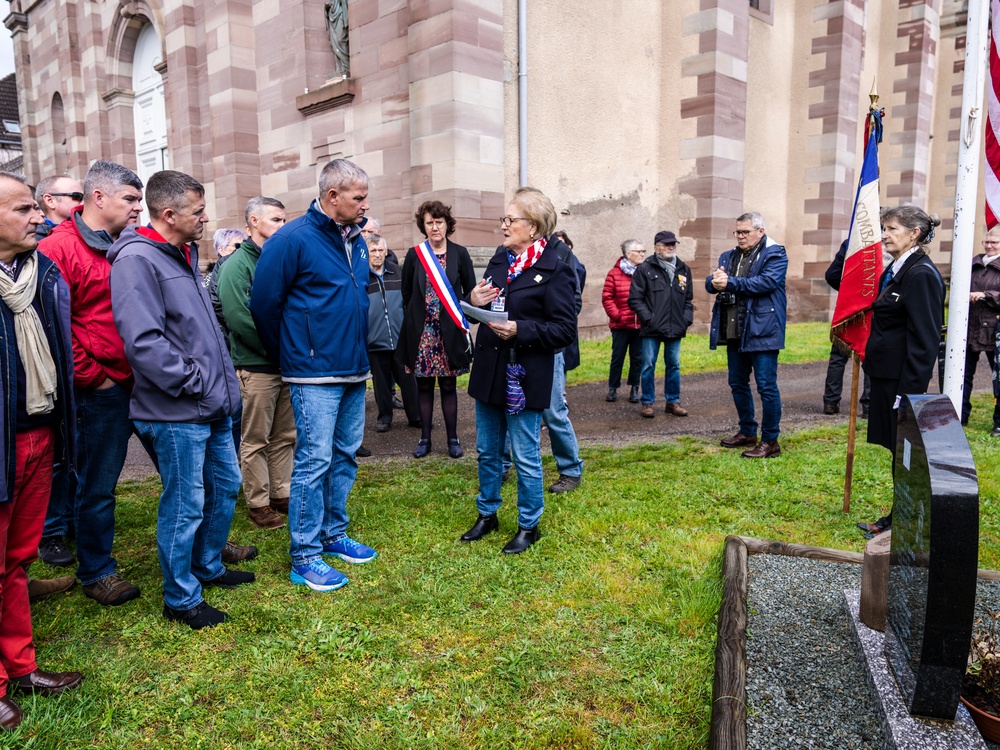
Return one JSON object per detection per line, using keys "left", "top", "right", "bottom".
{"left": 460, "top": 514, "right": 498, "bottom": 542}
{"left": 413, "top": 438, "right": 431, "bottom": 458}
{"left": 502, "top": 526, "right": 540, "bottom": 554}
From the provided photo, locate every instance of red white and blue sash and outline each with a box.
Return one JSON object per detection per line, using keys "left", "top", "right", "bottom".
{"left": 413, "top": 241, "right": 470, "bottom": 334}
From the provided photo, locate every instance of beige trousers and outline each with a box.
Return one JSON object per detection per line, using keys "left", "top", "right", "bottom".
{"left": 237, "top": 370, "right": 295, "bottom": 509}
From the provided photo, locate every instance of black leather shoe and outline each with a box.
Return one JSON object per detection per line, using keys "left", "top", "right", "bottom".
{"left": 448, "top": 438, "right": 463, "bottom": 458}
{"left": 413, "top": 439, "right": 431, "bottom": 458}
{"left": 606, "top": 387, "right": 617, "bottom": 402}
{"left": 10, "top": 669, "right": 83, "bottom": 696}
{"left": 502, "top": 526, "right": 540, "bottom": 555}
{"left": 460, "top": 514, "right": 498, "bottom": 542}
{"left": 356, "top": 445, "right": 372, "bottom": 458}
{"left": 628, "top": 386, "right": 640, "bottom": 403}
{"left": 0, "top": 695, "right": 22, "bottom": 730}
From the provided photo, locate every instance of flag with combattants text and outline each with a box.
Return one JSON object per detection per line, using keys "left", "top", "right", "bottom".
{"left": 831, "top": 108, "right": 884, "bottom": 361}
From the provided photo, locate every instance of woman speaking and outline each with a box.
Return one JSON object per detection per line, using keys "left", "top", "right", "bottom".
{"left": 461, "top": 187, "right": 577, "bottom": 554}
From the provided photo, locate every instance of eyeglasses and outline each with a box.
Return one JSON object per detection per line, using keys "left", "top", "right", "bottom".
{"left": 628, "top": 248, "right": 647, "bottom": 254}
{"left": 985, "top": 240, "right": 1000, "bottom": 245}
{"left": 499, "top": 216, "right": 531, "bottom": 228}
{"left": 50, "top": 192, "right": 84, "bottom": 202}
{"left": 733, "top": 230, "right": 754, "bottom": 238}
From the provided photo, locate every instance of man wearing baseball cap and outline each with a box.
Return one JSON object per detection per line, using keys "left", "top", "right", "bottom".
{"left": 627, "top": 230, "right": 694, "bottom": 419}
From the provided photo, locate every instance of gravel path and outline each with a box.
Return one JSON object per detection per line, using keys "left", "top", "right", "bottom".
{"left": 746, "top": 554, "right": 1000, "bottom": 750}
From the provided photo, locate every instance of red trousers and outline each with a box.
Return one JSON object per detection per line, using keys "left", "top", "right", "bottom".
{"left": 0, "top": 426, "right": 54, "bottom": 696}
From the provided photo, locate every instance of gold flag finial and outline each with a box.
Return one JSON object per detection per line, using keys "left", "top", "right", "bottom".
{"left": 869, "top": 79, "right": 879, "bottom": 108}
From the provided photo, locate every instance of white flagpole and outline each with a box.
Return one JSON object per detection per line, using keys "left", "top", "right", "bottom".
{"left": 943, "top": 0, "right": 991, "bottom": 413}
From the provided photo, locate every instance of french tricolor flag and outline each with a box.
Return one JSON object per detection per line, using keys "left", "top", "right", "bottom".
{"left": 832, "top": 109, "right": 884, "bottom": 362}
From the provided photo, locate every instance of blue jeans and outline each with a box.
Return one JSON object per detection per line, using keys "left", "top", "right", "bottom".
{"left": 475, "top": 401, "right": 545, "bottom": 529}
{"left": 42, "top": 461, "right": 73, "bottom": 539}
{"left": 543, "top": 352, "right": 583, "bottom": 478}
{"left": 288, "top": 383, "right": 365, "bottom": 566}
{"left": 640, "top": 336, "right": 681, "bottom": 405}
{"left": 74, "top": 384, "right": 133, "bottom": 585}
{"left": 133, "top": 418, "right": 240, "bottom": 611}
{"left": 726, "top": 345, "right": 782, "bottom": 443}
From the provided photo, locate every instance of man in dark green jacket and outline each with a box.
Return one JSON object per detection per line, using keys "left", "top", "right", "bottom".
{"left": 216, "top": 196, "right": 292, "bottom": 531}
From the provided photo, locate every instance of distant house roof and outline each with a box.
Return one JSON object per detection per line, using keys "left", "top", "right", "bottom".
{"left": 0, "top": 74, "right": 21, "bottom": 150}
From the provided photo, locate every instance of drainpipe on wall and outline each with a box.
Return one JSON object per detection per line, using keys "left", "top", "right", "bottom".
{"left": 518, "top": 0, "right": 528, "bottom": 186}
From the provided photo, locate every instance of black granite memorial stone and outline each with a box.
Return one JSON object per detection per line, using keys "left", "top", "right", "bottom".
{"left": 885, "top": 394, "right": 979, "bottom": 720}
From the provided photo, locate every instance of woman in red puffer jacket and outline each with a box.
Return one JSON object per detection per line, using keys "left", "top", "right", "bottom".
{"left": 601, "top": 239, "right": 646, "bottom": 403}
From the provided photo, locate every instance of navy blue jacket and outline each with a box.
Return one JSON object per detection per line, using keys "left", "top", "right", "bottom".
{"left": 0, "top": 252, "right": 76, "bottom": 503}
{"left": 467, "top": 243, "right": 577, "bottom": 410}
{"left": 250, "top": 201, "right": 370, "bottom": 381}
{"left": 863, "top": 250, "right": 944, "bottom": 395}
{"left": 706, "top": 237, "right": 788, "bottom": 352}
{"left": 109, "top": 226, "right": 241, "bottom": 423}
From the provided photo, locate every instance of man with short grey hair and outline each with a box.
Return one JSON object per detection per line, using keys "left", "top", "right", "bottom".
{"left": 251, "top": 158, "right": 378, "bottom": 593}
{"left": 707, "top": 211, "right": 788, "bottom": 459}
{"left": 38, "top": 160, "right": 144, "bottom": 606}
{"left": 217, "top": 196, "right": 292, "bottom": 531}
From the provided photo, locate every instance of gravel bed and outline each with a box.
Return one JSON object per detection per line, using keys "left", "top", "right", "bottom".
{"left": 745, "top": 554, "right": 1000, "bottom": 750}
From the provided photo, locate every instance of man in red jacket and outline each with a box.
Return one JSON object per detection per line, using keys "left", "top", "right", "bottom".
{"left": 39, "top": 160, "right": 145, "bottom": 607}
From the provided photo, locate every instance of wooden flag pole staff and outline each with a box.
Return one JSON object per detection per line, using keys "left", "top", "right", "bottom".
{"left": 843, "top": 357, "right": 861, "bottom": 513}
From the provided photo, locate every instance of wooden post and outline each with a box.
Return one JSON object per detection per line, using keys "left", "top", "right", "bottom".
{"left": 709, "top": 536, "right": 748, "bottom": 750}
{"left": 843, "top": 357, "right": 861, "bottom": 513}
{"left": 859, "top": 530, "right": 892, "bottom": 631}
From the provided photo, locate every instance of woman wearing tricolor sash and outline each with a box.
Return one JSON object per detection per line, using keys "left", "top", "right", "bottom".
{"left": 461, "top": 187, "right": 578, "bottom": 555}
{"left": 397, "top": 200, "right": 476, "bottom": 459}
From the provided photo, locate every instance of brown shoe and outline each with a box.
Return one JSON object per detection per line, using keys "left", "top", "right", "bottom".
{"left": 270, "top": 497, "right": 289, "bottom": 514}
{"left": 28, "top": 576, "right": 75, "bottom": 603}
{"left": 222, "top": 539, "right": 258, "bottom": 564}
{"left": 640, "top": 404, "right": 655, "bottom": 418}
{"left": 9, "top": 669, "right": 83, "bottom": 696}
{"left": 82, "top": 574, "right": 140, "bottom": 606}
{"left": 720, "top": 432, "right": 757, "bottom": 449}
{"left": 742, "top": 441, "right": 781, "bottom": 459}
{"left": 249, "top": 505, "right": 285, "bottom": 530}
{"left": 0, "top": 695, "right": 21, "bottom": 730}
{"left": 665, "top": 402, "right": 688, "bottom": 417}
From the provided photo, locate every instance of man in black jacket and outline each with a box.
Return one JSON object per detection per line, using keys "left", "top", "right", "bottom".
{"left": 823, "top": 239, "right": 871, "bottom": 416}
{"left": 628, "top": 230, "right": 694, "bottom": 418}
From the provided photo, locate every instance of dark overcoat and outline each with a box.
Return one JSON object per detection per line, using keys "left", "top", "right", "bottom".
{"left": 467, "top": 244, "right": 577, "bottom": 410}
{"left": 397, "top": 239, "right": 476, "bottom": 372}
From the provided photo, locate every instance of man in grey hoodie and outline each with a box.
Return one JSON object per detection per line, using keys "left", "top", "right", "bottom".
{"left": 109, "top": 170, "right": 251, "bottom": 630}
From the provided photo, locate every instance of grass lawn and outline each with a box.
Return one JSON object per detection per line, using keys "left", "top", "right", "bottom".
{"left": 19, "top": 322, "right": 998, "bottom": 749}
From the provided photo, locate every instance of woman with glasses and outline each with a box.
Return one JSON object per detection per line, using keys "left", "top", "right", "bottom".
{"left": 398, "top": 200, "right": 476, "bottom": 458}
{"left": 858, "top": 205, "right": 944, "bottom": 537}
{"left": 601, "top": 239, "right": 645, "bottom": 403}
{"left": 460, "top": 187, "right": 577, "bottom": 554}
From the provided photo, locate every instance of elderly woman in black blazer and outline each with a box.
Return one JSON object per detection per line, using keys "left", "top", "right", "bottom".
{"left": 460, "top": 187, "right": 577, "bottom": 554}
{"left": 398, "top": 200, "right": 477, "bottom": 459}
{"left": 858, "top": 204, "right": 944, "bottom": 536}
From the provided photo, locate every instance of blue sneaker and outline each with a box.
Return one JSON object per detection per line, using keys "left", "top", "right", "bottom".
{"left": 322, "top": 536, "right": 378, "bottom": 564}
{"left": 289, "top": 559, "right": 348, "bottom": 592}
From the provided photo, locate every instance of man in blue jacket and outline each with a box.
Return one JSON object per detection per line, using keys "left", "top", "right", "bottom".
{"left": 707, "top": 211, "right": 787, "bottom": 458}
{"left": 251, "top": 158, "right": 377, "bottom": 593}
{"left": 110, "top": 171, "right": 252, "bottom": 630}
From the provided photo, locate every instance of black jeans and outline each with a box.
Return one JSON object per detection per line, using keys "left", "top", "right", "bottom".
{"left": 608, "top": 329, "right": 642, "bottom": 389}
{"left": 824, "top": 345, "right": 871, "bottom": 411}
{"left": 369, "top": 350, "right": 419, "bottom": 426}
{"left": 962, "top": 348, "right": 1000, "bottom": 427}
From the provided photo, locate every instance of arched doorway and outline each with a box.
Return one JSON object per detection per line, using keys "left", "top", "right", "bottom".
{"left": 132, "top": 24, "right": 168, "bottom": 190}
